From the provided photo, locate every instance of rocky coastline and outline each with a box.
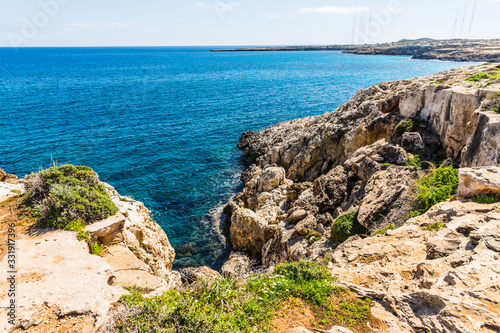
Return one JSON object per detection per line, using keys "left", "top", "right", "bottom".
{"left": 2, "top": 62, "right": 500, "bottom": 332}
{"left": 218, "top": 62, "right": 500, "bottom": 331}
{"left": 211, "top": 38, "right": 500, "bottom": 63}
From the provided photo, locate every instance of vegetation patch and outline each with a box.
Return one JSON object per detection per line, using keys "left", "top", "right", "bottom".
{"left": 373, "top": 223, "right": 395, "bottom": 236}
{"left": 473, "top": 193, "right": 500, "bottom": 204}
{"left": 331, "top": 212, "right": 366, "bottom": 244}
{"left": 423, "top": 222, "right": 445, "bottom": 231}
{"left": 409, "top": 163, "right": 459, "bottom": 217}
{"left": 465, "top": 70, "right": 500, "bottom": 83}
{"left": 482, "top": 92, "right": 500, "bottom": 113}
{"left": 116, "top": 260, "right": 372, "bottom": 333}
{"left": 395, "top": 118, "right": 419, "bottom": 137}
{"left": 22, "top": 164, "right": 118, "bottom": 229}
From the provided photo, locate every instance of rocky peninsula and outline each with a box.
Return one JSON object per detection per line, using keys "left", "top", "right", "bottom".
{"left": 1, "top": 62, "right": 500, "bottom": 332}
{"left": 212, "top": 38, "right": 500, "bottom": 62}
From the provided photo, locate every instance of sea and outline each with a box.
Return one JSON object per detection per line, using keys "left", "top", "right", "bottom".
{"left": 0, "top": 46, "right": 478, "bottom": 268}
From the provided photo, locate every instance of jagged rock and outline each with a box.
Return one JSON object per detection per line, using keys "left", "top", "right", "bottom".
{"left": 313, "top": 166, "right": 348, "bottom": 211}
{"left": 401, "top": 132, "right": 425, "bottom": 152}
{"left": 377, "top": 145, "right": 408, "bottom": 165}
{"left": 358, "top": 166, "right": 419, "bottom": 232}
{"left": 106, "top": 184, "right": 177, "bottom": 284}
{"left": 426, "top": 230, "right": 469, "bottom": 260}
{"left": 178, "top": 266, "right": 221, "bottom": 284}
{"left": 102, "top": 245, "right": 165, "bottom": 290}
{"left": 0, "top": 168, "right": 6, "bottom": 180}
{"left": 294, "top": 215, "right": 317, "bottom": 236}
{"left": 221, "top": 252, "right": 253, "bottom": 277}
{"left": 457, "top": 167, "right": 500, "bottom": 198}
{"left": 330, "top": 199, "right": 500, "bottom": 332}
{"left": 257, "top": 166, "right": 286, "bottom": 192}
{"left": 230, "top": 208, "right": 275, "bottom": 256}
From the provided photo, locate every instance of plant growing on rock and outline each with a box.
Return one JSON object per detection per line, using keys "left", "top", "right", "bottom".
{"left": 23, "top": 164, "right": 118, "bottom": 229}
{"left": 409, "top": 163, "right": 459, "bottom": 217}
{"left": 331, "top": 211, "right": 366, "bottom": 243}
{"left": 116, "top": 260, "right": 372, "bottom": 332}
{"left": 473, "top": 193, "right": 500, "bottom": 204}
{"left": 395, "top": 118, "right": 419, "bottom": 137}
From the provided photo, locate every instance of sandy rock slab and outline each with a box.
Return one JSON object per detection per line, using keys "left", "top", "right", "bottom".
{"left": 0, "top": 231, "right": 126, "bottom": 332}
{"left": 329, "top": 200, "right": 500, "bottom": 333}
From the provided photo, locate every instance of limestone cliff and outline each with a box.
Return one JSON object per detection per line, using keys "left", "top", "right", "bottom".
{"left": 0, "top": 174, "right": 181, "bottom": 333}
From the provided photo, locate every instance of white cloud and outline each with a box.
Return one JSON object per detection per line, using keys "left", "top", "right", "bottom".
{"left": 63, "top": 22, "right": 134, "bottom": 31}
{"left": 262, "top": 12, "right": 297, "bottom": 19}
{"left": 298, "top": 6, "right": 371, "bottom": 15}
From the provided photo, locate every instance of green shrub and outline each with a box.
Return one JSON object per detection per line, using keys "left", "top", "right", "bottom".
{"left": 406, "top": 154, "right": 422, "bottom": 170}
{"left": 331, "top": 212, "right": 366, "bottom": 243}
{"left": 116, "top": 260, "right": 372, "bottom": 333}
{"left": 424, "top": 222, "right": 444, "bottom": 231}
{"left": 373, "top": 223, "right": 395, "bottom": 236}
{"left": 23, "top": 164, "right": 118, "bottom": 229}
{"left": 465, "top": 72, "right": 492, "bottom": 82}
{"left": 395, "top": 118, "right": 419, "bottom": 137}
{"left": 409, "top": 164, "right": 459, "bottom": 217}
{"left": 473, "top": 194, "right": 500, "bottom": 204}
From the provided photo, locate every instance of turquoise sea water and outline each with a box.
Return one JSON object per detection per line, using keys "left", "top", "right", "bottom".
{"left": 0, "top": 47, "right": 477, "bottom": 267}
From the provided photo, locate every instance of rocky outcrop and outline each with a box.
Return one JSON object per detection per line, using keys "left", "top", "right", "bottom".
{"left": 0, "top": 174, "right": 181, "bottom": 333}
{"left": 457, "top": 167, "right": 500, "bottom": 198}
{"left": 357, "top": 166, "right": 419, "bottom": 232}
{"left": 238, "top": 64, "right": 500, "bottom": 182}
{"left": 329, "top": 198, "right": 500, "bottom": 332}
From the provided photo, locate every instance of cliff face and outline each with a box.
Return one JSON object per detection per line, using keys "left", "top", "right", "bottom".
{"left": 223, "top": 63, "right": 500, "bottom": 332}
{"left": 238, "top": 64, "right": 500, "bottom": 182}
{"left": 0, "top": 175, "right": 181, "bottom": 333}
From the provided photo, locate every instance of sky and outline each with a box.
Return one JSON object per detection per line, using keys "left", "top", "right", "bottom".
{"left": 0, "top": 0, "right": 499, "bottom": 47}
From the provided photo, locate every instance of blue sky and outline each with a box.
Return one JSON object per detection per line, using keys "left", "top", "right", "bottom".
{"left": 1, "top": 0, "right": 499, "bottom": 47}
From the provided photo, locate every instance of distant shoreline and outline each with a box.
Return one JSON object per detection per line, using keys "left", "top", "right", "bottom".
{"left": 211, "top": 38, "right": 500, "bottom": 63}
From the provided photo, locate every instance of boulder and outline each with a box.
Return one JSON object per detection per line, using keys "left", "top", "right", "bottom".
{"left": 294, "top": 215, "right": 317, "bottom": 236}
{"left": 178, "top": 266, "right": 221, "bottom": 284}
{"left": 313, "top": 166, "right": 348, "bottom": 211}
{"left": 221, "top": 252, "right": 253, "bottom": 277}
{"left": 257, "top": 166, "right": 286, "bottom": 192}
{"left": 401, "top": 132, "right": 425, "bottom": 152}
{"left": 457, "top": 167, "right": 500, "bottom": 198}
{"left": 85, "top": 213, "right": 126, "bottom": 244}
{"left": 287, "top": 209, "right": 308, "bottom": 223}
{"left": 230, "top": 208, "right": 275, "bottom": 256}
{"left": 358, "top": 166, "right": 419, "bottom": 232}
{"left": 376, "top": 144, "right": 408, "bottom": 165}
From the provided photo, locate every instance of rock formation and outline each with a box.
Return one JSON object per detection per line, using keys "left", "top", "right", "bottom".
{"left": 0, "top": 174, "right": 180, "bottom": 333}
{"left": 222, "top": 63, "right": 500, "bottom": 332}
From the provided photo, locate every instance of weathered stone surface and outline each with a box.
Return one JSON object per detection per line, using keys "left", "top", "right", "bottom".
{"left": 230, "top": 208, "right": 273, "bottom": 256}
{"left": 358, "top": 166, "right": 419, "bottom": 232}
{"left": 329, "top": 200, "right": 500, "bottom": 332}
{"left": 313, "top": 166, "right": 348, "bottom": 211}
{"left": 0, "top": 180, "right": 24, "bottom": 202}
{"left": 0, "top": 232, "right": 126, "bottom": 332}
{"left": 457, "top": 167, "right": 500, "bottom": 198}
{"left": 106, "top": 183, "right": 178, "bottom": 287}
{"left": 287, "top": 209, "right": 307, "bottom": 223}
{"left": 294, "top": 215, "right": 317, "bottom": 236}
{"left": 221, "top": 252, "right": 253, "bottom": 277}
{"left": 401, "top": 132, "right": 425, "bottom": 152}
{"left": 178, "top": 266, "right": 221, "bottom": 284}
{"left": 376, "top": 145, "right": 408, "bottom": 165}
{"left": 85, "top": 213, "right": 126, "bottom": 244}
{"left": 257, "top": 167, "right": 286, "bottom": 192}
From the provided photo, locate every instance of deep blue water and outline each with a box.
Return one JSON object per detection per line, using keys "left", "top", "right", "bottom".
{"left": 0, "top": 47, "right": 477, "bottom": 267}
